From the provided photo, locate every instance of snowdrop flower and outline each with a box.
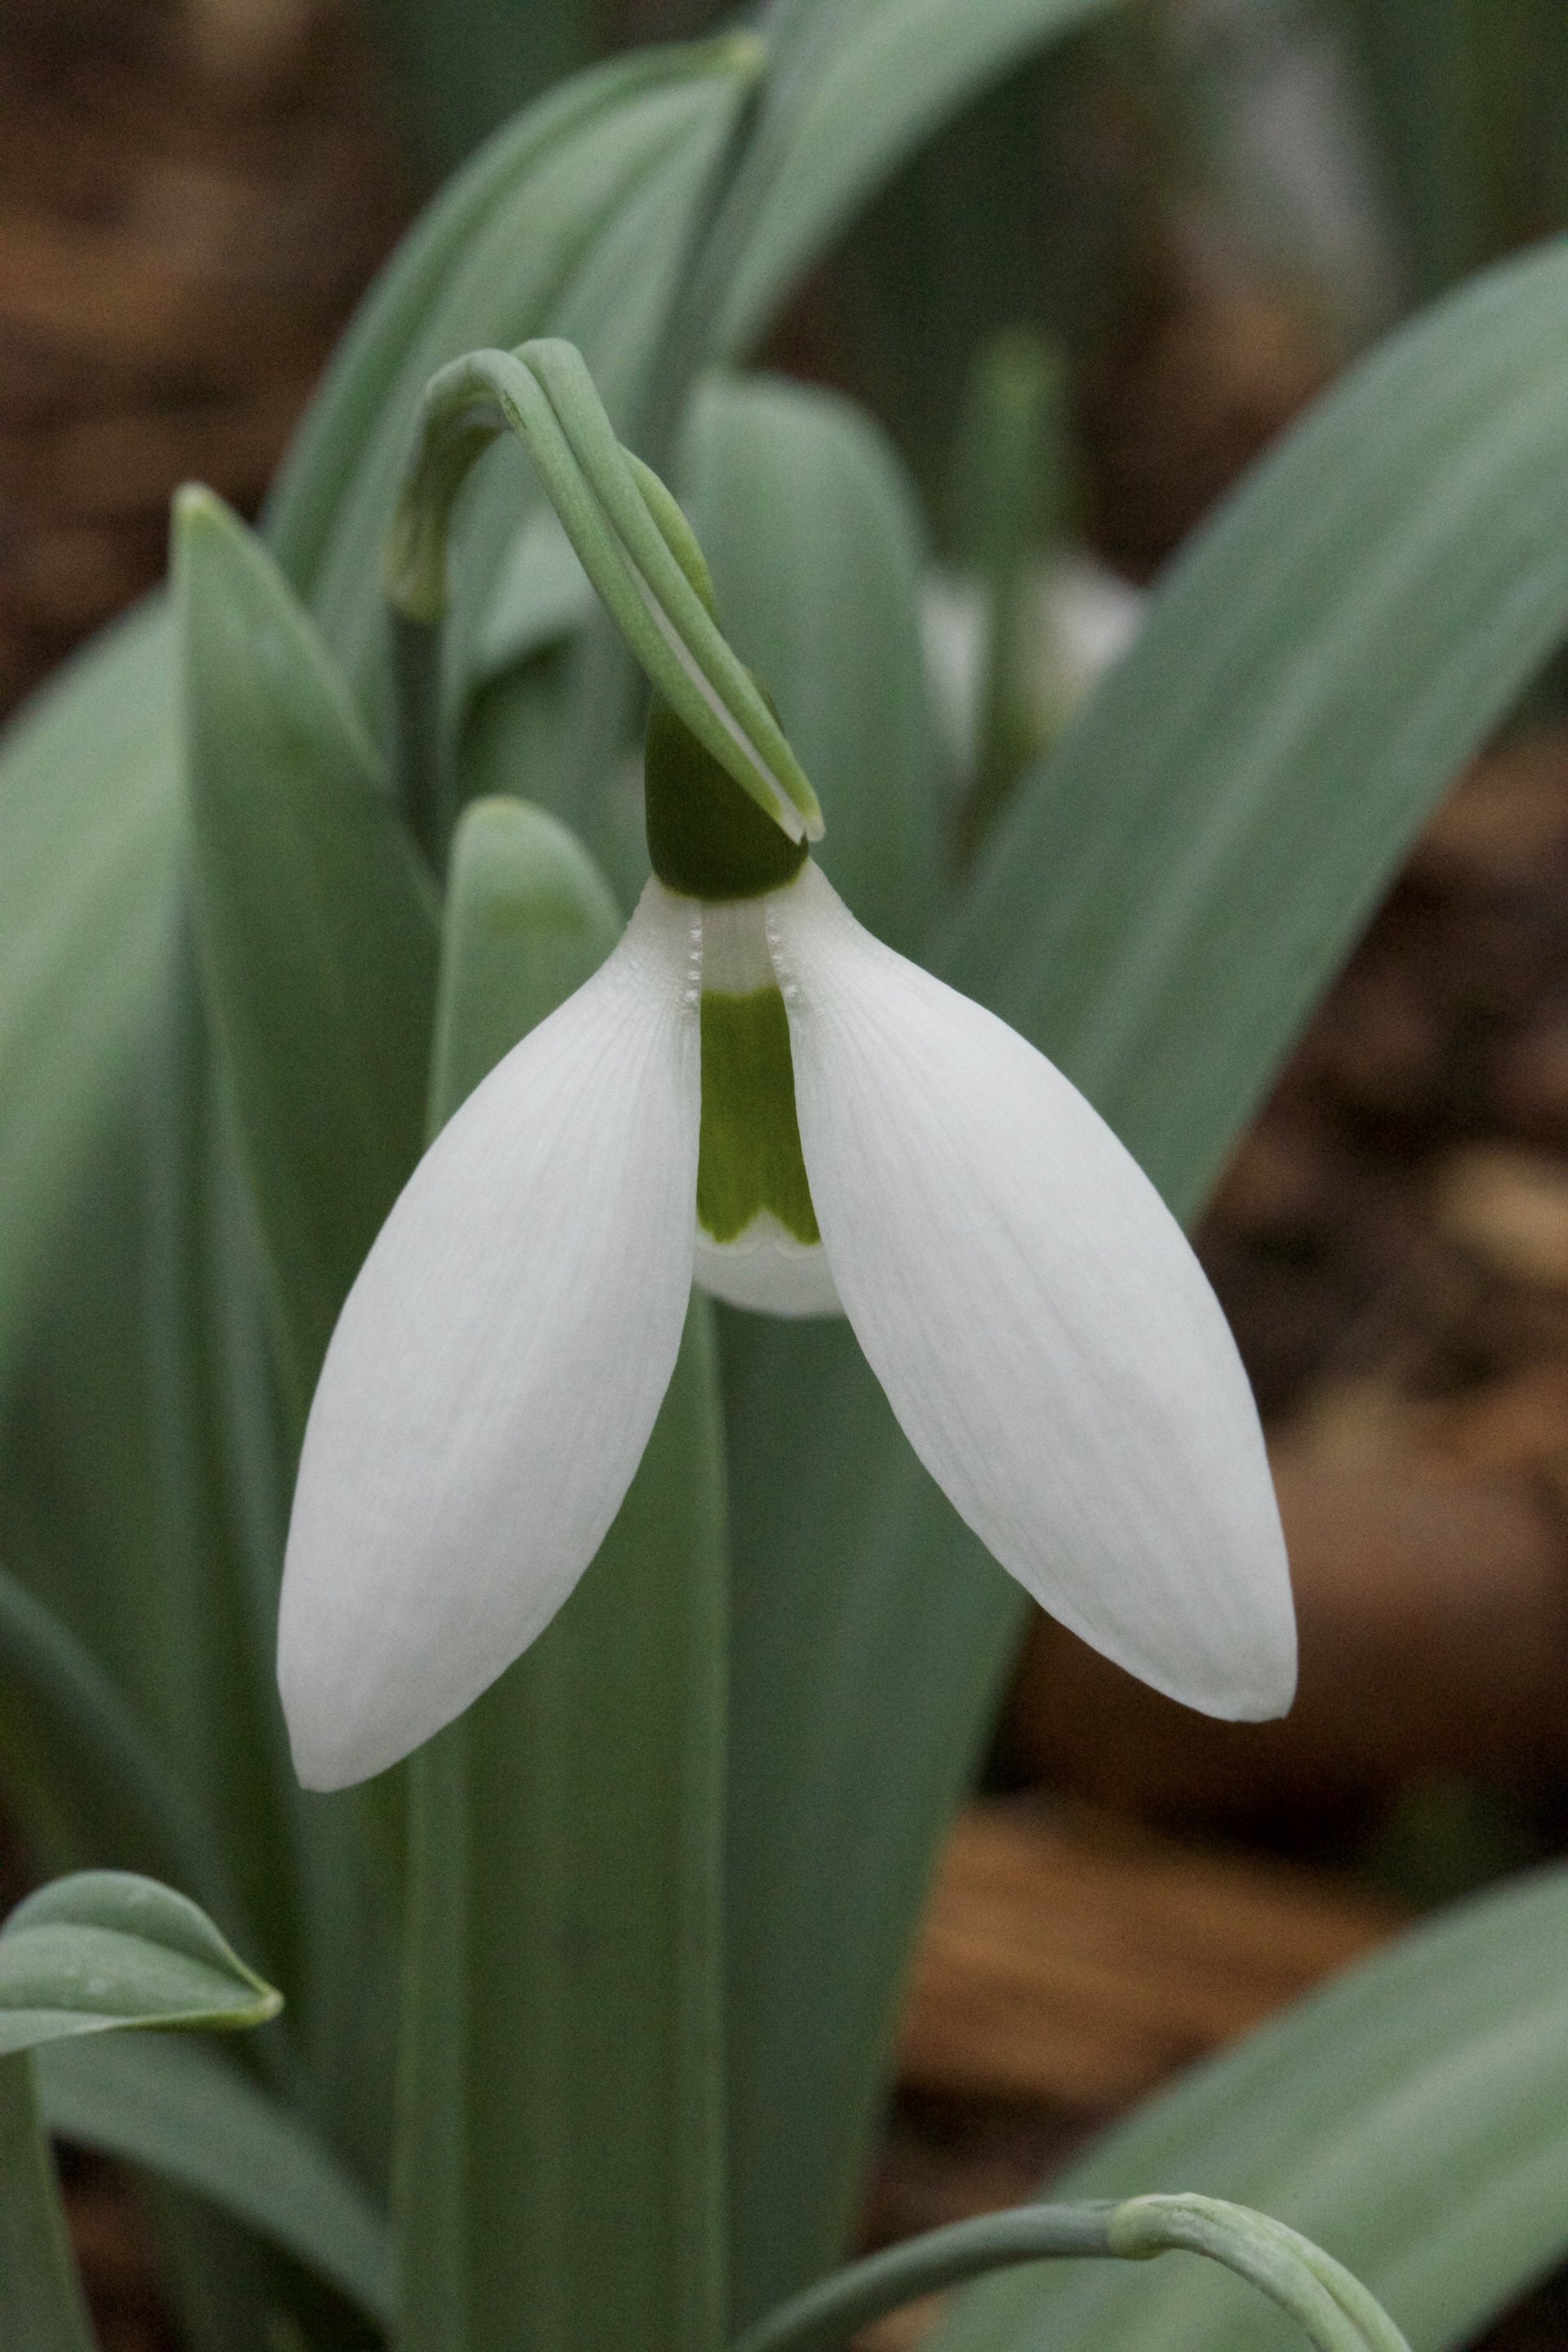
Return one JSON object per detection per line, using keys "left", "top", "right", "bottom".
{"left": 278, "top": 703, "right": 1295, "bottom": 1789}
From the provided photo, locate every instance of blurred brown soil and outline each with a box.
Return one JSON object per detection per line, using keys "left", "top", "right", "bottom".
{"left": 0, "top": 0, "right": 403, "bottom": 716}
{"left": 56, "top": 2146, "right": 178, "bottom": 2352}
{"left": 898, "top": 1802, "right": 1404, "bottom": 2114}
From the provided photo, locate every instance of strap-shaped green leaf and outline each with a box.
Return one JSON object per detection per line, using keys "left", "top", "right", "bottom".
{"left": 0, "top": 2055, "right": 99, "bottom": 2352}
{"left": 952, "top": 234, "right": 1568, "bottom": 1210}
{"left": 266, "top": 42, "right": 753, "bottom": 610}
{"left": 718, "top": 0, "right": 1122, "bottom": 357}
{"left": 0, "top": 929, "right": 341, "bottom": 2132}
{"left": 682, "top": 372, "right": 938, "bottom": 957}
{"left": 394, "top": 798, "right": 728, "bottom": 2352}
{"left": 467, "top": 1302, "right": 729, "bottom": 2352}
{"left": 175, "top": 510, "right": 425, "bottom": 2149}
{"left": 0, "top": 1566, "right": 237, "bottom": 1931}
{"left": 36, "top": 2032, "right": 393, "bottom": 2325}
{"left": 176, "top": 488, "right": 439, "bottom": 1423}
{"left": 429, "top": 797, "right": 622, "bottom": 1114}
{"left": 0, "top": 603, "right": 178, "bottom": 1393}
{"left": 723, "top": 232, "right": 1568, "bottom": 2326}
{"left": 288, "top": 47, "right": 761, "bottom": 696}
{"left": 0, "top": 1874, "right": 280, "bottom": 2056}
{"left": 927, "top": 1863, "right": 1568, "bottom": 2352}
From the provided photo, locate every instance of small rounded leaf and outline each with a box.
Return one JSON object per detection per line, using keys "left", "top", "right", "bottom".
{"left": 0, "top": 1873, "right": 281, "bottom": 2057}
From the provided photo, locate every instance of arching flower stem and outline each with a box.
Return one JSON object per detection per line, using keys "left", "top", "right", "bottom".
{"left": 383, "top": 337, "right": 821, "bottom": 864}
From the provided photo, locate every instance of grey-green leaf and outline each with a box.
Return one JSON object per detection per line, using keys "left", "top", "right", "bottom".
{"left": 395, "top": 797, "right": 624, "bottom": 2352}
{"left": 0, "top": 2055, "right": 99, "bottom": 2352}
{"left": 287, "top": 47, "right": 759, "bottom": 697}
{"left": 719, "top": 0, "right": 1122, "bottom": 359}
{"left": 461, "top": 1303, "right": 729, "bottom": 2352}
{"left": 429, "top": 796, "right": 621, "bottom": 1123}
{"left": 265, "top": 44, "right": 745, "bottom": 605}
{"left": 724, "top": 232, "right": 1568, "bottom": 2328}
{"left": 36, "top": 2032, "right": 393, "bottom": 2325}
{"left": 176, "top": 487, "right": 439, "bottom": 1423}
{"left": 951, "top": 232, "right": 1568, "bottom": 1219}
{"left": 0, "top": 1874, "right": 280, "bottom": 2056}
{"left": 928, "top": 1863, "right": 1568, "bottom": 2352}
{"left": 0, "top": 1566, "right": 237, "bottom": 1931}
{"left": 0, "top": 602, "right": 179, "bottom": 1394}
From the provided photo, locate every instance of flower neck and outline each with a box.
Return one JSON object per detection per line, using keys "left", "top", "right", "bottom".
{"left": 644, "top": 694, "right": 810, "bottom": 900}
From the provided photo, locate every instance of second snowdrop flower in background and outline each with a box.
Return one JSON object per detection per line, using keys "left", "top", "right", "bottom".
{"left": 278, "top": 699, "right": 1296, "bottom": 1790}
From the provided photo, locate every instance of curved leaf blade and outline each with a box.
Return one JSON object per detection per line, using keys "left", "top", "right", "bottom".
{"left": 266, "top": 44, "right": 742, "bottom": 597}
{"left": 0, "top": 604, "right": 179, "bottom": 1390}
{"left": 176, "top": 488, "right": 439, "bottom": 1420}
{"left": 951, "top": 233, "right": 1568, "bottom": 1213}
{"left": 296, "top": 51, "right": 758, "bottom": 696}
{"left": 719, "top": 0, "right": 1120, "bottom": 358}
{"left": 0, "top": 1874, "right": 280, "bottom": 2056}
{"left": 929, "top": 1864, "right": 1568, "bottom": 2352}
{"left": 36, "top": 2033, "right": 393, "bottom": 2325}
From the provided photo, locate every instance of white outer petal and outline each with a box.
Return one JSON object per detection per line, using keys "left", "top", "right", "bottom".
{"left": 278, "top": 880, "right": 701, "bottom": 1788}
{"left": 768, "top": 863, "right": 1295, "bottom": 1721}
{"left": 694, "top": 1216, "right": 843, "bottom": 1317}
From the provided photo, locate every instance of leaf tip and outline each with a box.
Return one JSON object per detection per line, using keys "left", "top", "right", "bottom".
{"left": 709, "top": 28, "right": 766, "bottom": 84}
{"left": 172, "top": 480, "right": 238, "bottom": 546}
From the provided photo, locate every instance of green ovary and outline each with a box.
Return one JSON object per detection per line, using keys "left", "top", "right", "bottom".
{"left": 697, "top": 988, "right": 820, "bottom": 1246}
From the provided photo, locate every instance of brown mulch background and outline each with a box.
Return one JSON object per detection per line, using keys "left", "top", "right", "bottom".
{"left": 4, "top": 5, "right": 1568, "bottom": 2349}
{"left": 0, "top": 0, "right": 403, "bottom": 716}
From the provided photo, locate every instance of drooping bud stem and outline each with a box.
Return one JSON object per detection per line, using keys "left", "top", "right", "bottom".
{"left": 384, "top": 337, "right": 822, "bottom": 854}
{"left": 730, "top": 2192, "right": 1411, "bottom": 2352}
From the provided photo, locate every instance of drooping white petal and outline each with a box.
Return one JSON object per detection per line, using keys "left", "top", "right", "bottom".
{"left": 278, "top": 880, "right": 702, "bottom": 1789}
{"left": 768, "top": 862, "right": 1295, "bottom": 1721}
{"left": 694, "top": 1218, "right": 843, "bottom": 1316}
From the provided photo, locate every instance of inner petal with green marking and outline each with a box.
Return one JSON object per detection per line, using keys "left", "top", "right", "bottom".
{"left": 697, "top": 985, "right": 819, "bottom": 1245}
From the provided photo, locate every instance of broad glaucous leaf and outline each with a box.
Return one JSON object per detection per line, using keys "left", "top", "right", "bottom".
{"left": 37, "top": 2032, "right": 394, "bottom": 2326}
{"left": 929, "top": 1863, "right": 1568, "bottom": 2352}
{"left": 176, "top": 488, "right": 439, "bottom": 1423}
{"left": 721, "top": 234, "right": 1568, "bottom": 2323}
